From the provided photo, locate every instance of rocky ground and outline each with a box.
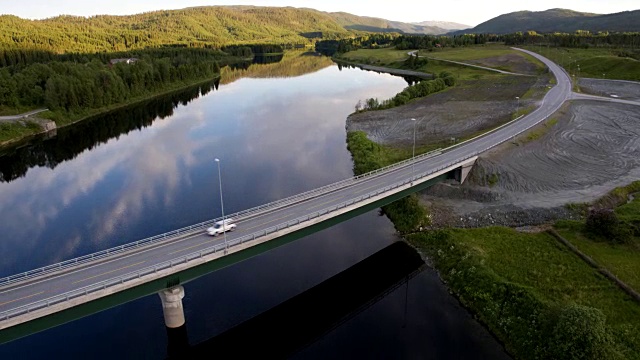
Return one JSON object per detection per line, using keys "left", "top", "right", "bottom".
{"left": 347, "top": 75, "right": 550, "bottom": 148}
{"left": 423, "top": 98, "right": 640, "bottom": 229}
{"left": 347, "top": 62, "right": 640, "bottom": 229}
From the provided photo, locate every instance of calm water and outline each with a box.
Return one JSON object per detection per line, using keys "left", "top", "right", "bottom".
{"left": 0, "top": 52, "right": 509, "bottom": 359}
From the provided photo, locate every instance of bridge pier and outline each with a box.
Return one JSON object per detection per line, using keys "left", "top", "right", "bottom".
{"left": 453, "top": 157, "right": 477, "bottom": 184}
{"left": 158, "top": 285, "right": 186, "bottom": 328}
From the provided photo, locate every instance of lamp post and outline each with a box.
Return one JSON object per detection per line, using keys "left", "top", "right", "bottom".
{"left": 515, "top": 96, "right": 520, "bottom": 115}
{"left": 214, "top": 158, "right": 227, "bottom": 252}
{"left": 411, "top": 118, "right": 416, "bottom": 185}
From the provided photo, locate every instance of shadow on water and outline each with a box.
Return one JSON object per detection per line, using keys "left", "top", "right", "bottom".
{"left": 168, "top": 241, "right": 425, "bottom": 359}
{"left": 0, "top": 79, "right": 220, "bottom": 183}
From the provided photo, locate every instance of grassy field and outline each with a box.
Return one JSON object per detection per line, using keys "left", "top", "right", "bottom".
{"left": 0, "top": 121, "right": 43, "bottom": 144}
{"left": 522, "top": 46, "right": 640, "bottom": 81}
{"left": 338, "top": 47, "right": 504, "bottom": 81}
{"left": 408, "top": 227, "right": 640, "bottom": 359}
{"left": 419, "top": 46, "right": 518, "bottom": 61}
{"left": 556, "top": 184, "right": 640, "bottom": 293}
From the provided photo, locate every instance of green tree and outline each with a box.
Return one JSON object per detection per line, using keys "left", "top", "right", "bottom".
{"left": 548, "top": 304, "right": 613, "bottom": 360}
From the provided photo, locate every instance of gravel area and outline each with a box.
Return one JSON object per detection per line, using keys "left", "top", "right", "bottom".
{"left": 420, "top": 100, "right": 640, "bottom": 229}
{"left": 347, "top": 75, "right": 546, "bottom": 148}
{"left": 579, "top": 78, "right": 640, "bottom": 102}
{"left": 346, "top": 58, "right": 640, "bottom": 230}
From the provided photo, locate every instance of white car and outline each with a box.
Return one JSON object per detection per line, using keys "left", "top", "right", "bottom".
{"left": 207, "top": 218, "right": 236, "bottom": 236}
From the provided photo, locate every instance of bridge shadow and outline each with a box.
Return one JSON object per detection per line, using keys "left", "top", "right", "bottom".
{"left": 168, "top": 241, "right": 425, "bottom": 359}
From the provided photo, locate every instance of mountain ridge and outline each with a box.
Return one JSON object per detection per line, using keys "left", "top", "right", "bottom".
{"left": 454, "top": 8, "right": 640, "bottom": 34}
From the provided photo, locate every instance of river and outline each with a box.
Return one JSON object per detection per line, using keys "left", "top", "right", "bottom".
{"left": 0, "top": 52, "right": 509, "bottom": 359}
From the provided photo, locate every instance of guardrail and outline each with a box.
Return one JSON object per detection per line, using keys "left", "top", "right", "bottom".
{"left": 0, "top": 96, "right": 564, "bottom": 322}
{"left": 1, "top": 51, "right": 565, "bottom": 322}
{"left": 0, "top": 148, "right": 443, "bottom": 289}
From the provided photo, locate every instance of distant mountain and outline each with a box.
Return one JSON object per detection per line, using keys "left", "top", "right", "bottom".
{"left": 454, "top": 8, "right": 640, "bottom": 34}
{"left": 0, "top": 5, "right": 478, "bottom": 54}
{"left": 413, "top": 21, "right": 470, "bottom": 31}
{"left": 327, "top": 12, "right": 452, "bottom": 35}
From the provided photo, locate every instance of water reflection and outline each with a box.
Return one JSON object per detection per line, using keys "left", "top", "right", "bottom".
{"left": 0, "top": 53, "right": 509, "bottom": 358}
{"left": 0, "top": 80, "right": 220, "bottom": 183}
{"left": 0, "top": 54, "right": 408, "bottom": 278}
{"left": 179, "top": 241, "right": 424, "bottom": 359}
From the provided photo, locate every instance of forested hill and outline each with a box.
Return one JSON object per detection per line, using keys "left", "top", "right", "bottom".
{"left": 0, "top": 6, "right": 353, "bottom": 53}
{"left": 454, "top": 8, "right": 640, "bottom": 34}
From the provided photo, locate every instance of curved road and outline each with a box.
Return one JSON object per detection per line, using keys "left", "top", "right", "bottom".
{"left": 0, "top": 48, "right": 572, "bottom": 331}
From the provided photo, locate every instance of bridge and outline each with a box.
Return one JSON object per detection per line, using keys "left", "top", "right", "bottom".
{"left": 0, "top": 48, "right": 572, "bottom": 343}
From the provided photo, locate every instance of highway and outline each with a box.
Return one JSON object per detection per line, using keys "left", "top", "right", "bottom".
{"left": 0, "top": 48, "right": 572, "bottom": 331}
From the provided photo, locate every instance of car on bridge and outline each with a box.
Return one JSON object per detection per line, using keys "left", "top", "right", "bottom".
{"left": 206, "top": 218, "right": 236, "bottom": 236}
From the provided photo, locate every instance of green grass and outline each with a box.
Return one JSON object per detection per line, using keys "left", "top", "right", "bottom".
{"left": 337, "top": 48, "right": 413, "bottom": 66}
{"left": 555, "top": 189, "right": 640, "bottom": 293}
{"left": 523, "top": 46, "right": 640, "bottom": 81}
{"left": 346, "top": 131, "right": 442, "bottom": 174}
{"left": 408, "top": 228, "right": 640, "bottom": 359}
{"left": 419, "top": 44, "right": 547, "bottom": 73}
{"left": 0, "top": 121, "right": 43, "bottom": 144}
{"left": 419, "top": 45, "right": 519, "bottom": 61}
{"left": 424, "top": 59, "right": 503, "bottom": 81}
{"left": 339, "top": 47, "right": 503, "bottom": 81}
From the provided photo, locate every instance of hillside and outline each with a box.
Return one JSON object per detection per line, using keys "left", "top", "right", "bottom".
{"left": 0, "top": 6, "right": 353, "bottom": 53}
{"left": 0, "top": 5, "right": 468, "bottom": 54}
{"left": 456, "top": 8, "right": 640, "bottom": 34}
{"left": 327, "top": 12, "right": 452, "bottom": 35}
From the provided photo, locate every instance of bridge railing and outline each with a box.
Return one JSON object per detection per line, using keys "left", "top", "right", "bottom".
{"left": 0, "top": 147, "right": 445, "bottom": 289}
{"left": 1, "top": 48, "right": 567, "bottom": 322}
{"left": 0, "top": 102, "right": 557, "bottom": 321}
{"left": 0, "top": 93, "right": 555, "bottom": 291}
{"left": 0, "top": 154, "right": 461, "bottom": 322}
{"left": 0, "top": 132, "right": 534, "bottom": 322}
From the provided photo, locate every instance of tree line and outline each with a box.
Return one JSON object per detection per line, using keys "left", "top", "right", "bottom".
{"left": 315, "top": 34, "right": 398, "bottom": 55}
{"left": 502, "top": 31, "right": 640, "bottom": 55}
{"left": 355, "top": 72, "right": 456, "bottom": 112}
{"left": 0, "top": 79, "right": 219, "bottom": 182}
{"left": 221, "top": 44, "right": 284, "bottom": 58}
{"left": 317, "top": 31, "right": 640, "bottom": 58}
{"left": 0, "top": 48, "right": 224, "bottom": 114}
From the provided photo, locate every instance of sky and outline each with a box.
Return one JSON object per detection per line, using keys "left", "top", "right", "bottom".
{"left": 1, "top": 0, "right": 638, "bottom": 27}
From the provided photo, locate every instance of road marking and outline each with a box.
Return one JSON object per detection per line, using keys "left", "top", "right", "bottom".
{"left": 0, "top": 291, "right": 45, "bottom": 307}
{"left": 352, "top": 183, "right": 380, "bottom": 194}
{"left": 240, "top": 214, "right": 294, "bottom": 232}
{"left": 72, "top": 261, "right": 146, "bottom": 284}
{"left": 305, "top": 197, "right": 342, "bottom": 211}
{"left": 168, "top": 238, "right": 219, "bottom": 255}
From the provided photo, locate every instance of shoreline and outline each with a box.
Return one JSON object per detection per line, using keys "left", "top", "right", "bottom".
{"left": 0, "top": 75, "right": 221, "bottom": 150}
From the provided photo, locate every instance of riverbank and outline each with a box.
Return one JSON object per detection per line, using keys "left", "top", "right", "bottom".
{"left": 342, "top": 47, "right": 640, "bottom": 358}
{"left": 0, "top": 76, "right": 220, "bottom": 149}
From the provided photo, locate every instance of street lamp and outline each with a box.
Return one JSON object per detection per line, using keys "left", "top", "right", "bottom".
{"left": 411, "top": 118, "right": 416, "bottom": 185}
{"left": 515, "top": 96, "right": 520, "bottom": 114}
{"left": 214, "top": 158, "right": 227, "bottom": 252}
